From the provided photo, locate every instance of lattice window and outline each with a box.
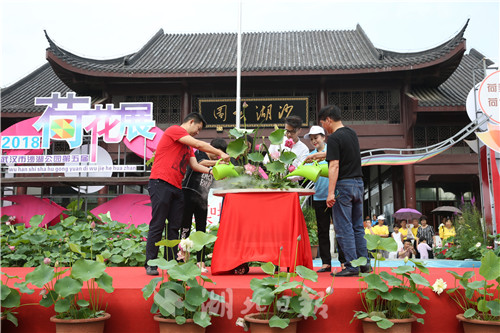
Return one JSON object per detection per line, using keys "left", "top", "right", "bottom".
{"left": 125, "top": 95, "right": 181, "bottom": 127}
{"left": 327, "top": 90, "right": 400, "bottom": 124}
{"left": 413, "top": 126, "right": 473, "bottom": 154}
{"left": 414, "top": 127, "right": 426, "bottom": 148}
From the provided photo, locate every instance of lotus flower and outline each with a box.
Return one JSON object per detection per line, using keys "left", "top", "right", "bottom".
{"left": 432, "top": 278, "right": 447, "bottom": 295}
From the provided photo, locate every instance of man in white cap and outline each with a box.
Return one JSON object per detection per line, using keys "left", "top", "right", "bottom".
{"left": 372, "top": 215, "right": 389, "bottom": 258}
{"left": 372, "top": 215, "right": 389, "bottom": 238}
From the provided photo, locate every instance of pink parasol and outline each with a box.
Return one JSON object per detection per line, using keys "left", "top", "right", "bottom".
{"left": 0, "top": 117, "right": 44, "bottom": 155}
{"left": 1, "top": 195, "right": 65, "bottom": 227}
{"left": 393, "top": 208, "right": 422, "bottom": 221}
{"left": 91, "top": 194, "right": 151, "bottom": 226}
{"left": 122, "top": 126, "right": 164, "bottom": 160}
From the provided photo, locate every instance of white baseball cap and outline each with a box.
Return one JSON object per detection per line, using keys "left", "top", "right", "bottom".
{"left": 377, "top": 215, "right": 386, "bottom": 220}
{"left": 304, "top": 125, "right": 325, "bottom": 139}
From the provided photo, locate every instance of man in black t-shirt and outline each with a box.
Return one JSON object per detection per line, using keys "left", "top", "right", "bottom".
{"left": 180, "top": 138, "right": 227, "bottom": 272}
{"left": 318, "top": 105, "right": 370, "bottom": 277}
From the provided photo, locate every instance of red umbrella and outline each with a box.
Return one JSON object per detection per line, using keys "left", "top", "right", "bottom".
{"left": 123, "top": 127, "right": 164, "bottom": 160}
{"left": 91, "top": 194, "right": 151, "bottom": 226}
{"left": 1, "top": 195, "right": 65, "bottom": 227}
{"left": 393, "top": 208, "right": 422, "bottom": 221}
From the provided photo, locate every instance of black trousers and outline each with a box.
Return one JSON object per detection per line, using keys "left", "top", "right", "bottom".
{"left": 146, "top": 179, "right": 184, "bottom": 266}
{"left": 181, "top": 189, "right": 208, "bottom": 263}
{"left": 312, "top": 200, "right": 332, "bottom": 265}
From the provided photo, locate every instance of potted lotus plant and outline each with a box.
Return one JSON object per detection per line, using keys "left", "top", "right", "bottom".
{"left": 236, "top": 239, "right": 334, "bottom": 332}
{"left": 351, "top": 234, "right": 432, "bottom": 332}
{"left": 1, "top": 273, "right": 36, "bottom": 327}
{"left": 23, "top": 215, "right": 114, "bottom": 333}
{"left": 142, "top": 231, "right": 225, "bottom": 332}
{"left": 442, "top": 249, "right": 500, "bottom": 332}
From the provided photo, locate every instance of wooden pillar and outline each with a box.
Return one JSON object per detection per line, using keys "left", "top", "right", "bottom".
{"left": 97, "top": 187, "right": 108, "bottom": 205}
{"left": 16, "top": 187, "right": 27, "bottom": 195}
{"left": 182, "top": 81, "right": 190, "bottom": 120}
{"left": 403, "top": 164, "right": 416, "bottom": 208}
{"left": 392, "top": 166, "right": 404, "bottom": 211}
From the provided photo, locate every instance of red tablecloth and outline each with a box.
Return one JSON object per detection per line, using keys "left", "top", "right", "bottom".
{"left": 211, "top": 192, "right": 313, "bottom": 274}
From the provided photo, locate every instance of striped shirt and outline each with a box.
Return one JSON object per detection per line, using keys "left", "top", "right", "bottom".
{"left": 416, "top": 225, "right": 435, "bottom": 246}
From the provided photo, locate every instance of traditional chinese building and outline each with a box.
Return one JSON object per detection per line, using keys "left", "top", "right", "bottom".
{"left": 1, "top": 23, "right": 495, "bottom": 229}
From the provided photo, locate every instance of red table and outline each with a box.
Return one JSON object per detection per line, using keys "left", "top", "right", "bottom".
{"left": 211, "top": 189, "right": 314, "bottom": 274}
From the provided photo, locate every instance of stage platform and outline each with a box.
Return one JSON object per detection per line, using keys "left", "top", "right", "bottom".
{"left": 1, "top": 266, "right": 470, "bottom": 333}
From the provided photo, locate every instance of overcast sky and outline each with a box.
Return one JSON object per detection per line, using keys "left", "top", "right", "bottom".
{"left": 1, "top": 0, "right": 499, "bottom": 88}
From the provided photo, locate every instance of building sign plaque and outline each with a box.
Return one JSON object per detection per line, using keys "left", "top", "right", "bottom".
{"left": 198, "top": 97, "right": 309, "bottom": 128}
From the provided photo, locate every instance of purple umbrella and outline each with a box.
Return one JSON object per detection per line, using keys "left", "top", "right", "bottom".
{"left": 393, "top": 208, "right": 422, "bottom": 221}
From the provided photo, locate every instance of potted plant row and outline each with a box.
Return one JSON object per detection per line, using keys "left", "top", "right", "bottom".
{"left": 142, "top": 231, "right": 225, "bottom": 333}
{"left": 351, "top": 234, "right": 432, "bottom": 332}
{"left": 444, "top": 249, "right": 500, "bottom": 332}
{"left": 236, "top": 238, "right": 335, "bottom": 333}
{"left": 22, "top": 217, "right": 114, "bottom": 333}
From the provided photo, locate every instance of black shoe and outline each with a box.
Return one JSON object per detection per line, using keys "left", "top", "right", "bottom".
{"left": 331, "top": 269, "right": 358, "bottom": 277}
{"left": 146, "top": 266, "right": 159, "bottom": 276}
{"left": 317, "top": 266, "right": 331, "bottom": 273}
{"left": 360, "top": 264, "right": 373, "bottom": 273}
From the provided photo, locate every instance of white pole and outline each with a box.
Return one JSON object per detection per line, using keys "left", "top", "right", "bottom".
{"left": 235, "top": 0, "right": 242, "bottom": 129}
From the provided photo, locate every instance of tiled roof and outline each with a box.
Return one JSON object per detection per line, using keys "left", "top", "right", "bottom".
{"left": 409, "top": 49, "right": 494, "bottom": 107}
{"left": 1, "top": 63, "right": 72, "bottom": 114}
{"left": 45, "top": 23, "right": 467, "bottom": 76}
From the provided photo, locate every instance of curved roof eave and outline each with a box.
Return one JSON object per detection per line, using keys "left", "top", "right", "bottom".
{"left": 47, "top": 41, "right": 466, "bottom": 79}
{"left": 45, "top": 24, "right": 467, "bottom": 82}
{"left": 375, "top": 19, "right": 469, "bottom": 59}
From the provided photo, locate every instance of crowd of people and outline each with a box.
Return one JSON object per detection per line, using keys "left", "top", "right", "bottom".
{"left": 143, "top": 104, "right": 453, "bottom": 277}
{"left": 363, "top": 214, "right": 457, "bottom": 260}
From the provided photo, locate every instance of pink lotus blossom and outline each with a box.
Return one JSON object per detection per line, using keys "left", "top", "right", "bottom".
{"left": 285, "top": 139, "right": 295, "bottom": 149}
{"left": 255, "top": 144, "right": 261, "bottom": 151}
{"left": 242, "top": 101, "right": 248, "bottom": 109}
{"left": 125, "top": 238, "right": 130, "bottom": 241}
{"left": 258, "top": 167, "right": 269, "bottom": 180}
{"left": 8, "top": 245, "right": 15, "bottom": 251}
{"left": 270, "top": 151, "right": 280, "bottom": 160}
{"left": 90, "top": 221, "right": 96, "bottom": 229}
{"left": 244, "top": 164, "right": 256, "bottom": 175}
{"left": 5, "top": 221, "right": 11, "bottom": 226}
{"left": 142, "top": 237, "right": 147, "bottom": 242}
{"left": 288, "top": 165, "right": 296, "bottom": 172}
{"left": 177, "top": 250, "right": 185, "bottom": 261}
{"left": 43, "top": 258, "right": 51, "bottom": 265}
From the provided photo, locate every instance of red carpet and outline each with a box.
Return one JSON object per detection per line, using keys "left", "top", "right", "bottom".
{"left": 1, "top": 266, "right": 470, "bottom": 333}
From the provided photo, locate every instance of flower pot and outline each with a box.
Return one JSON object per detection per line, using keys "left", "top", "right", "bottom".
{"left": 456, "top": 313, "right": 500, "bottom": 333}
{"left": 49, "top": 313, "right": 110, "bottom": 333}
{"left": 311, "top": 245, "right": 319, "bottom": 258}
{"left": 244, "top": 313, "right": 301, "bottom": 333}
{"left": 361, "top": 316, "right": 416, "bottom": 333}
{"left": 153, "top": 315, "right": 205, "bottom": 333}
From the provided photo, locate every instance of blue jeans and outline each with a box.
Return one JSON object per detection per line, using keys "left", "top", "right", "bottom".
{"left": 331, "top": 177, "right": 367, "bottom": 272}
